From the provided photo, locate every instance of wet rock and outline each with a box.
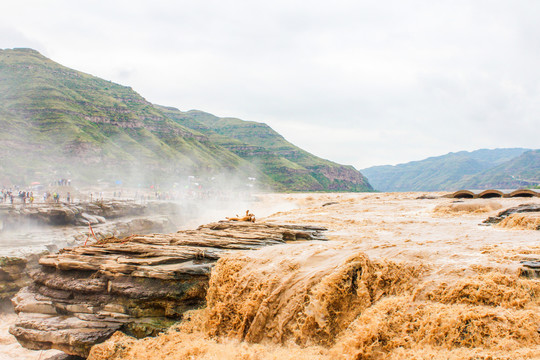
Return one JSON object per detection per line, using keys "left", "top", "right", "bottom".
{"left": 10, "top": 221, "right": 327, "bottom": 357}
{"left": 519, "top": 260, "right": 540, "bottom": 278}
{"left": 0, "top": 200, "right": 147, "bottom": 228}
{"left": 0, "top": 253, "right": 44, "bottom": 301}
{"left": 482, "top": 203, "right": 540, "bottom": 225}
{"left": 80, "top": 213, "right": 101, "bottom": 225}
{"left": 322, "top": 201, "right": 339, "bottom": 207}
{"left": 416, "top": 194, "right": 438, "bottom": 200}
{"left": 44, "top": 354, "right": 85, "bottom": 360}
{"left": 0, "top": 257, "right": 29, "bottom": 300}
{"left": 72, "top": 215, "right": 176, "bottom": 244}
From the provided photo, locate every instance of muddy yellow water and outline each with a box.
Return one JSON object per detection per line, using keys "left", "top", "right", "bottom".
{"left": 88, "top": 192, "right": 540, "bottom": 360}
{"left": 10, "top": 192, "right": 540, "bottom": 360}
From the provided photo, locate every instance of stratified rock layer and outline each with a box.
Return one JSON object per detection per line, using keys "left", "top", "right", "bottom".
{"left": 10, "top": 221, "right": 327, "bottom": 357}
{"left": 0, "top": 200, "right": 148, "bottom": 228}
{"left": 0, "top": 254, "right": 45, "bottom": 300}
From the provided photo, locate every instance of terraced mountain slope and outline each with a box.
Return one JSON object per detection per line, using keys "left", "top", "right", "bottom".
{"left": 158, "top": 107, "right": 372, "bottom": 192}
{"left": 0, "top": 48, "right": 253, "bottom": 186}
{"left": 0, "top": 48, "right": 372, "bottom": 192}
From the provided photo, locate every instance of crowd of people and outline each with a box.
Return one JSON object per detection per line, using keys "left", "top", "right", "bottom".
{"left": 1, "top": 182, "right": 73, "bottom": 205}
{"left": 1, "top": 177, "right": 254, "bottom": 206}
{"left": 1, "top": 189, "right": 35, "bottom": 204}
{"left": 0, "top": 188, "right": 70, "bottom": 205}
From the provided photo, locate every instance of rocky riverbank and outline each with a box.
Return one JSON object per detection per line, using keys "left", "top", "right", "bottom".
{"left": 482, "top": 203, "right": 540, "bottom": 230}
{"left": 0, "top": 201, "right": 157, "bottom": 228}
{"left": 0, "top": 201, "right": 184, "bottom": 308}
{"left": 9, "top": 221, "right": 327, "bottom": 357}
{"left": 0, "top": 255, "right": 44, "bottom": 301}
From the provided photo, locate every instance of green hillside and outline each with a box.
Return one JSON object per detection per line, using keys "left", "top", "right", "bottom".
{"left": 0, "top": 48, "right": 372, "bottom": 192}
{"left": 456, "top": 149, "right": 540, "bottom": 189}
{"left": 158, "top": 107, "right": 373, "bottom": 192}
{"left": 361, "top": 148, "right": 533, "bottom": 192}
{"left": 0, "top": 48, "right": 260, "bottom": 186}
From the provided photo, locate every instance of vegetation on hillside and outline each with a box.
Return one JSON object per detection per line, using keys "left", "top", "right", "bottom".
{"left": 456, "top": 150, "right": 540, "bottom": 189}
{"left": 0, "top": 48, "right": 255, "bottom": 186}
{"left": 158, "top": 107, "right": 372, "bottom": 192}
{"left": 361, "top": 148, "right": 535, "bottom": 191}
{"left": 0, "top": 48, "right": 372, "bottom": 192}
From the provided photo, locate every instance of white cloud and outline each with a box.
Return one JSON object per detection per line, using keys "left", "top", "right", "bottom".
{"left": 1, "top": 0, "right": 539, "bottom": 169}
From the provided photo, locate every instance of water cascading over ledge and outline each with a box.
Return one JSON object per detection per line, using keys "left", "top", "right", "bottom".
{"left": 9, "top": 221, "right": 327, "bottom": 357}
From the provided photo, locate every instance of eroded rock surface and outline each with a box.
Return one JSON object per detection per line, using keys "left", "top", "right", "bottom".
{"left": 0, "top": 201, "right": 148, "bottom": 228}
{"left": 0, "top": 254, "right": 44, "bottom": 300}
{"left": 483, "top": 203, "right": 540, "bottom": 225}
{"left": 10, "top": 222, "right": 327, "bottom": 357}
{"left": 520, "top": 260, "right": 540, "bottom": 278}
{"left": 71, "top": 215, "right": 175, "bottom": 244}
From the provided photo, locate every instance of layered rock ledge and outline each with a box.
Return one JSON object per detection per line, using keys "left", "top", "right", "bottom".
{"left": 0, "top": 201, "right": 182, "bottom": 301}
{"left": 0, "top": 254, "right": 44, "bottom": 300}
{"left": 9, "top": 221, "right": 327, "bottom": 357}
{"left": 0, "top": 200, "right": 153, "bottom": 228}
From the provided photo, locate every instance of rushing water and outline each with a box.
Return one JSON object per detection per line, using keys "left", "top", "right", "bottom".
{"left": 0, "top": 194, "right": 297, "bottom": 360}
{"left": 0, "top": 195, "right": 296, "bottom": 257}
{"left": 87, "top": 192, "right": 540, "bottom": 360}
{"left": 4, "top": 192, "right": 540, "bottom": 359}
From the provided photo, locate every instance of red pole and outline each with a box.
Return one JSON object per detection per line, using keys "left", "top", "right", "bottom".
{"left": 83, "top": 223, "right": 98, "bottom": 246}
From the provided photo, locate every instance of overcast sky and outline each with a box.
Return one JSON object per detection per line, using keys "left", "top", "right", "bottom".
{"left": 1, "top": 0, "right": 539, "bottom": 169}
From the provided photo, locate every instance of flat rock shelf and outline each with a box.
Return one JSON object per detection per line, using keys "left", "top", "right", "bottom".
{"left": 9, "top": 221, "right": 327, "bottom": 357}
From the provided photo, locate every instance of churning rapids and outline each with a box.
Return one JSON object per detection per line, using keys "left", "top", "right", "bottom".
{"left": 3, "top": 192, "right": 540, "bottom": 360}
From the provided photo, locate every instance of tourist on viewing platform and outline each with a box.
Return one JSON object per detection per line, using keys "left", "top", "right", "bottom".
{"left": 19, "top": 191, "right": 26, "bottom": 205}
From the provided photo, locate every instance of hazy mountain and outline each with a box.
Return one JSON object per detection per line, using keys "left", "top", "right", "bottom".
{"left": 456, "top": 149, "right": 540, "bottom": 189}
{"left": 0, "top": 48, "right": 252, "bottom": 187}
{"left": 361, "top": 148, "right": 534, "bottom": 192}
{"left": 0, "top": 48, "right": 372, "bottom": 192}
{"left": 157, "top": 107, "right": 373, "bottom": 192}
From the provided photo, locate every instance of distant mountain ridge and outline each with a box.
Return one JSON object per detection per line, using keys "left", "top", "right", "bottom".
{"left": 455, "top": 149, "right": 540, "bottom": 190}
{"left": 0, "top": 48, "right": 372, "bottom": 192}
{"left": 361, "top": 148, "right": 539, "bottom": 192}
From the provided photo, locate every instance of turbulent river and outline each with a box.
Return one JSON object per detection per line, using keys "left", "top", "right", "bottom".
{"left": 2, "top": 192, "right": 540, "bottom": 360}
